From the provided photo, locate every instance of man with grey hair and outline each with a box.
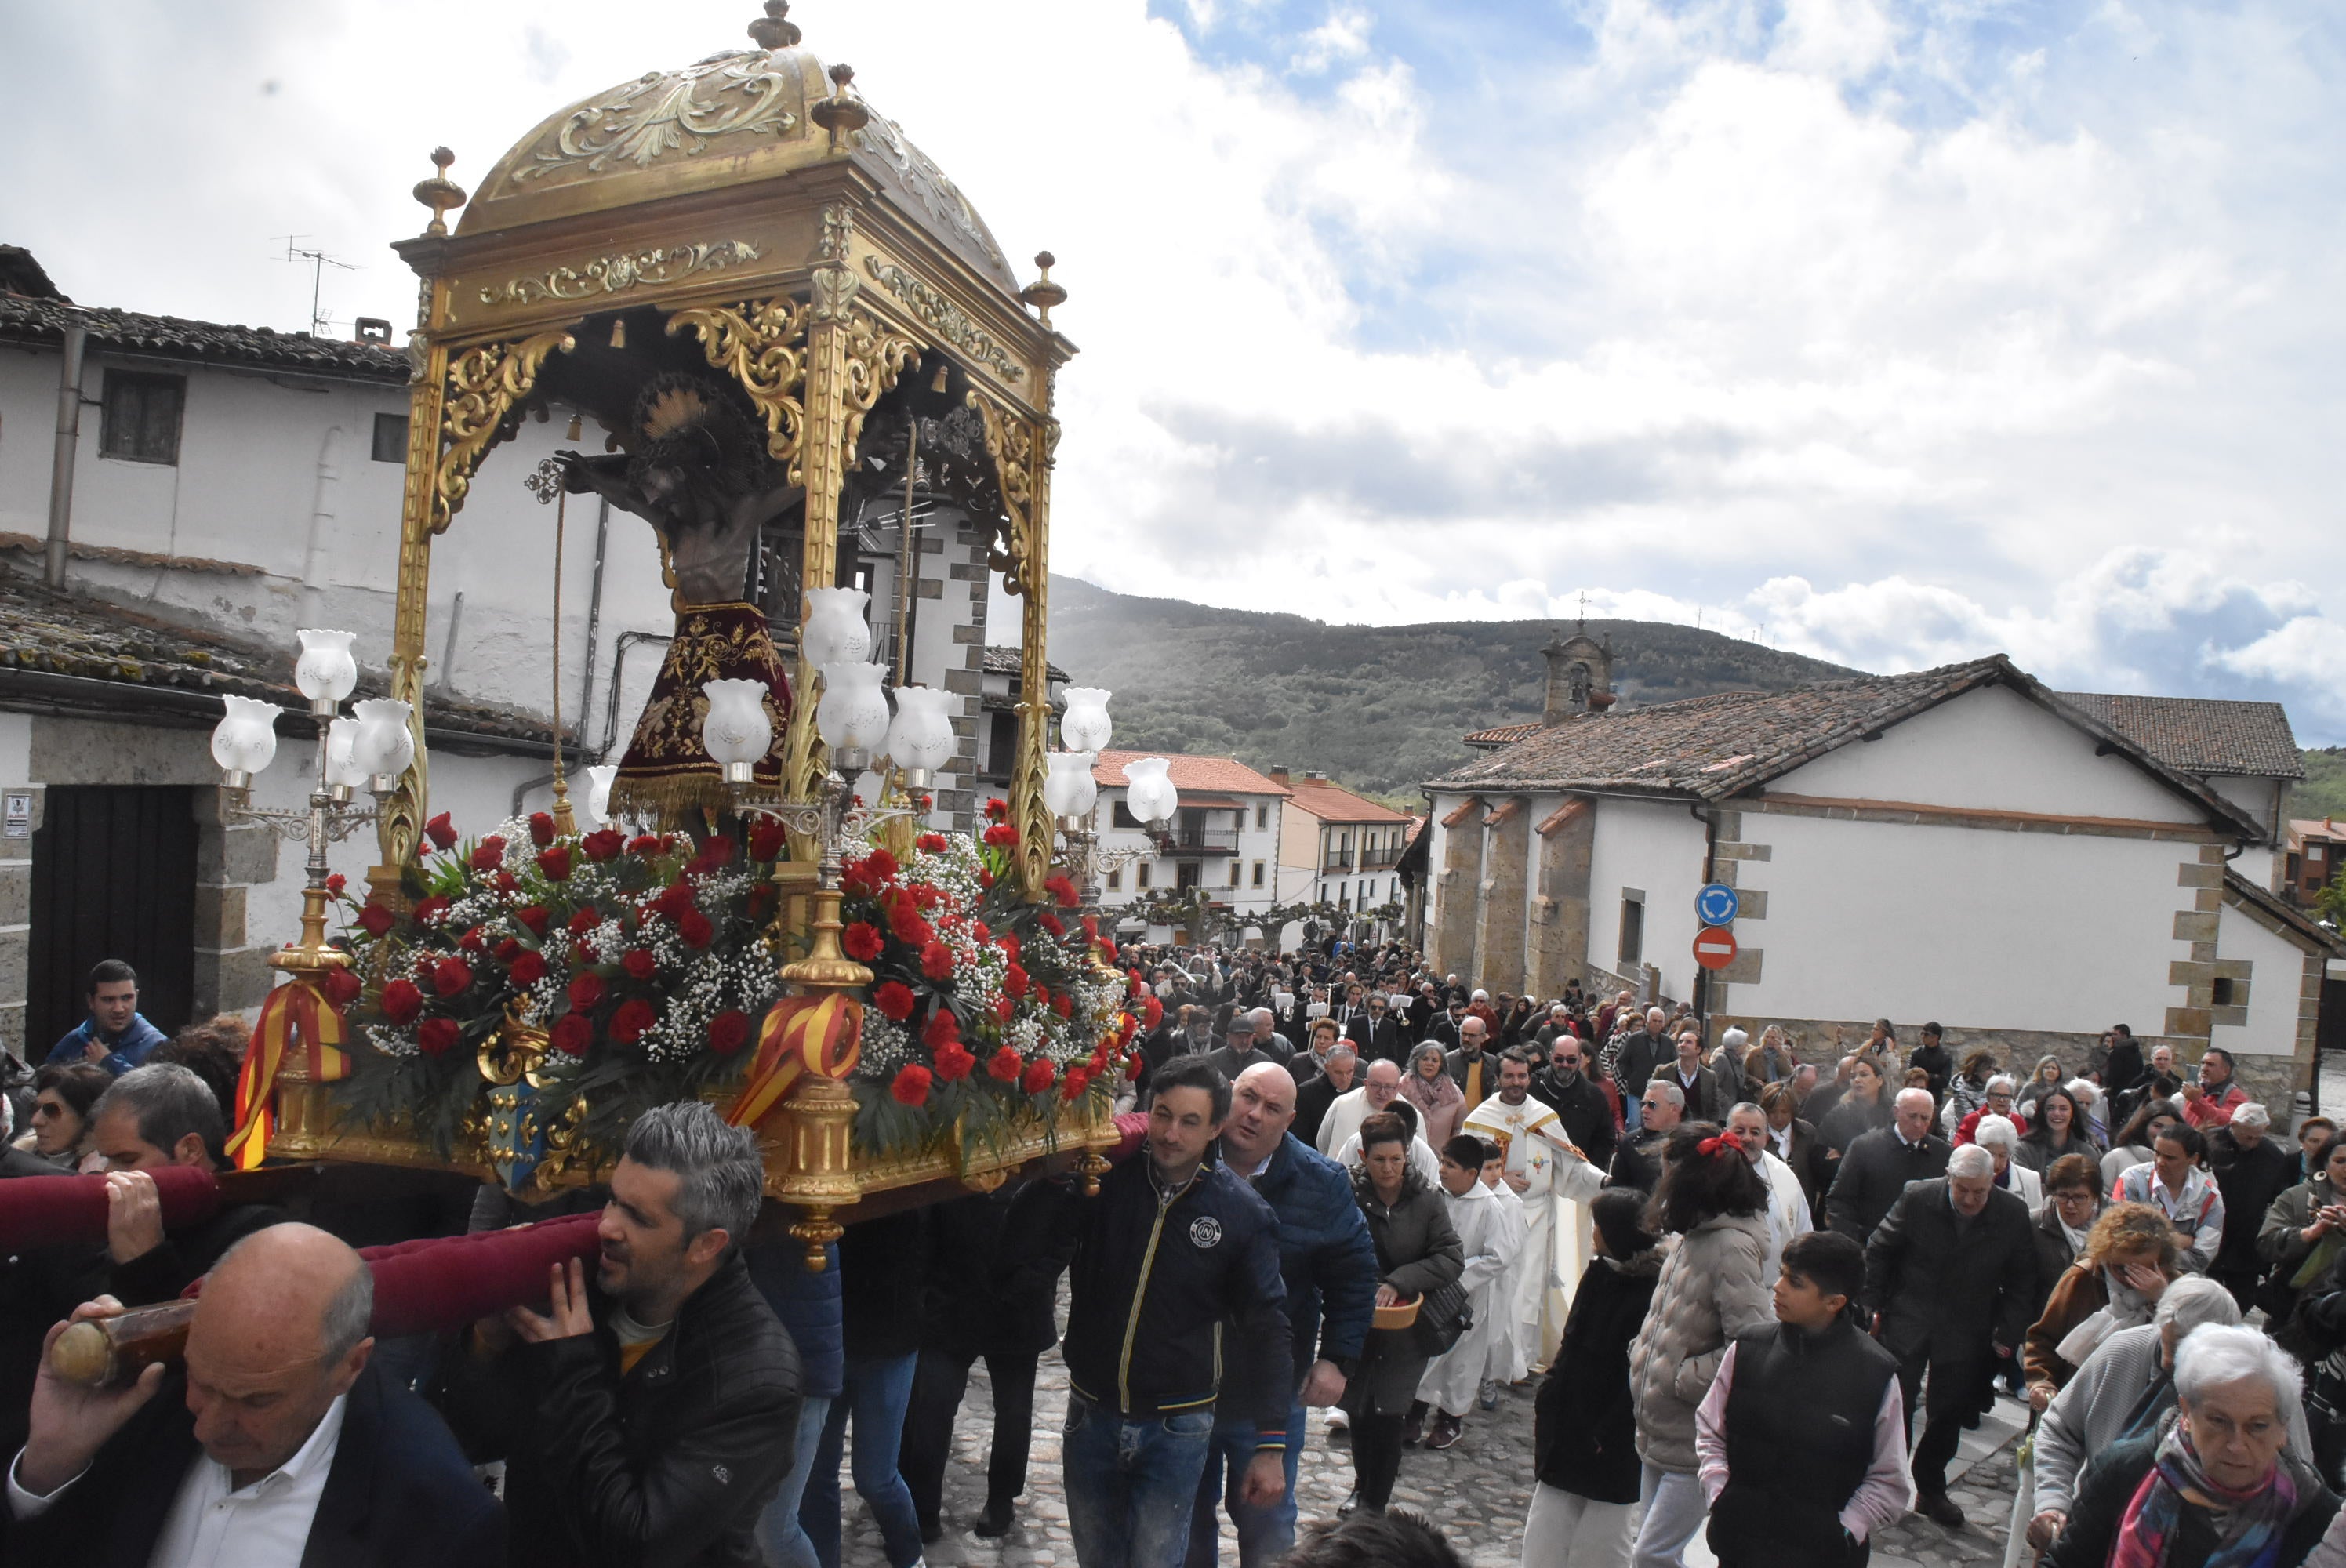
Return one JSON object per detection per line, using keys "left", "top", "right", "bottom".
{"left": 1247, "top": 1007, "right": 1297, "bottom": 1066}
{"left": 447, "top": 1101, "right": 801, "bottom": 1568}
{"left": 1865, "top": 1142, "right": 2035, "bottom": 1528}
{"left": 2211, "top": 1100, "right": 2297, "bottom": 1311}
{"left": 9, "top": 1223, "right": 504, "bottom": 1565}
{"left": 1827, "top": 1087, "right": 1952, "bottom": 1243}
{"left": 1609, "top": 1007, "right": 1672, "bottom": 1133}
{"left": 85, "top": 1061, "right": 289, "bottom": 1305}
{"left": 2043, "top": 1324, "right": 2339, "bottom": 1566}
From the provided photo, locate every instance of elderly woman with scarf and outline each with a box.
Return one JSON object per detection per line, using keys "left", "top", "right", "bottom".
{"left": 1401, "top": 1041, "right": 1466, "bottom": 1152}
{"left": 2025, "top": 1204, "right": 2186, "bottom": 1410}
{"left": 2043, "top": 1324, "right": 2338, "bottom": 1568}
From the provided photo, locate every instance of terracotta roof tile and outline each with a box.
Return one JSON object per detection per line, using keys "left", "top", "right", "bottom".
{"left": 1463, "top": 721, "right": 1542, "bottom": 748}
{"left": 1280, "top": 777, "right": 1412, "bottom": 825}
{"left": 1090, "top": 750, "right": 1291, "bottom": 796}
{"left": 981, "top": 644, "right": 1069, "bottom": 681}
{"left": 0, "top": 289, "right": 409, "bottom": 384}
{"left": 2054, "top": 692, "right": 2303, "bottom": 779}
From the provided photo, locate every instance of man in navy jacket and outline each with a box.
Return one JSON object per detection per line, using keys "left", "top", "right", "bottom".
{"left": 44, "top": 960, "right": 165, "bottom": 1077}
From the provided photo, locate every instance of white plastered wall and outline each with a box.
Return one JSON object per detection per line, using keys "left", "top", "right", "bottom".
{"left": 1584, "top": 796, "right": 1708, "bottom": 1001}
{"left": 2212, "top": 901, "right": 2309, "bottom": 1059}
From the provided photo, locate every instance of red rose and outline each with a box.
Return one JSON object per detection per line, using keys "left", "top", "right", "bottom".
{"left": 568, "top": 973, "right": 606, "bottom": 1011}
{"left": 842, "top": 922, "right": 884, "bottom": 962}
{"left": 892, "top": 1065, "right": 933, "bottom": 1107}
{"left": 609, "top": 999, "right": 656, "bottom": 1044}
{"left": 920, "top": 942, "right": 955, "bottom": 982}
{"left": 551, "top": 1014, "right": 593, "bottom": 1056}
{"left": 1004, "top": 964, "right": 1030, "bottom": 999}
{"left": 321, "top": 967, "right": 361, "bottom": 1008}
{"left": 687, "top": 836, "right": 735, "bottom": 875}
{"left": 750, "top": 884, "right": 776, "bottom": 917}
{"left": 1038, "top": 913, "right": 1066, "bottom": 938}
{"left": 495, "top": 872, "right": 520, "bottom": 895}
{"left": 1062, "top": 1066, "right": 1092, "bottom": 1101}
{"left": 568, "top": 908, "right": 600, "bottom": 935}
{"left": 627, "top": 834, "right": 663, "bottom": 855}
{"left": 417, "top": 1018, "right": 460, "bottom": 1055}
{"left": 916, "top": 833, "right": 948, "bottom": 853}
{"left": 623, "top": 949, "right": 657, "bottom": 981}
{"left": 324, "top": 873, "right": 347, "bottom": 896}
{"left": 933, "top": 1041, "right": 975, "bottom": 1082}
{"left": 470, "top": 836, "right": 507, "bottom": 872}
{"left": 747, "top": 822, "right": 786, "bottom": 862}
{"left": 425, "top": 812, "right": 458, "bottom": 849}
{"left": 357, "top": 903, "right": 395, "bottom": 937}
{"left": 379, "top": 978, "right": 423, "bottom": 1025}
{"left": 459, "top": 925, "right": 485, "bottom": 953}
{"left": 582, "top": 829, "right": 625, "bottom": 862}
{"left": 510, "top": 951, "right": 547, "bottom": 987}
{"left": 529, "top": 811, "right": 556, "bottom": 848}
{"left": 982, "top": 823, "right": 1018, "bottom": 847}
{"left": 708, "top": 1011, "right": 752, "bottom": 1054}
{"left": 493, "top": 937, "right": 520, "bottom": 962}
{"left": 873, "top": 982, "right": 916, "bottom": 1022}
{"left": 517, "top": 905, "right": 550, "bottom": 936}
{"left": 575, "top": 942, "right": 598, "bottom": 965}
{"left": 984, "top": 798, "right": 1008, "bottom": 822}
{"left": 411, "top": 895, "right": 451, "bottom": 925}
{"left": 433, "top": 956, "right": 474, "bottom": 997}
{"left": 536, "top": 846, "right": 572, "bottom": 882}
{"left": 1021, "top": 1058, "right": 1057, "bottom": 1096}
{"left": 650, "top": 883, "right": 695, "bottom": 919}
{"left": 677, "top": 910, "right": 714, "bottom": 948}
{"left": 989, "top": 1047, "right": 1024, "bottom": 1083}
{"left": 922, "top": 1007, "right": 961, "bottom": 1049}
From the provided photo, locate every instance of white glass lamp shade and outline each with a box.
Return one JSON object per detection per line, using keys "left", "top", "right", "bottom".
{"left": 701, "top": 680, "right": 774, "bottom": 784}
{"left": 292, "top": 629, "right": 359, "bottom": 712}
{"left": 1124, "top": 757, "right": 1178, "bottom": 826}
{"left": 211, "top": 695, "right": 281, "bottom": 786}
{"left": 324, "top": 719, "right": 369, "bottom": 793}
{"left": 350, "top": 699, "right": 414, "bottom": 790}
{"left": 801, "top": 587, "right": 873, "bottom": 669}
{"left": 884, "top": 686, "right": 957, "bottom": 784}
{"left": 815, "top": 662, "right": 892, "bottom": 761}
{"left": 1060, "top": 688, "right": 1113, "bottom": 753}
{"left": 1043, "top": 751, "right": 1099, "bottom": 820}
{"left": 585, "top": 764, "right": 619, "bottom": 827}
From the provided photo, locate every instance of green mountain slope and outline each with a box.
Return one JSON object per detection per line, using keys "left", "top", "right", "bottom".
{"left": 1042, "top": 576, "right": 1864, "bottom": 796}
{"left": 2289, "top": 749, "right": 2346, "bottom": 823}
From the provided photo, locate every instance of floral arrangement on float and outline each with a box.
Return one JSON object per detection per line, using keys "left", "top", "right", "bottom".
{"left": 314, "top": 797, "right": 1153, "bottom": 1165}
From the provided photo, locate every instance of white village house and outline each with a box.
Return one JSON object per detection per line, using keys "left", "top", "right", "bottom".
{"left": 1418, "top": 636, "right": 2337, "bottom": 1109}
{"left": 1085, "top": 751, "right": 1288, "bottom": 927}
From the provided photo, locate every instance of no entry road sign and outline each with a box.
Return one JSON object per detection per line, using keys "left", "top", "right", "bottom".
{"left": 1695, "top": 883, "right": 1739, "bottom": 926}
{"left": 1692, "top": 926, "right": 1738, "bottom": 971}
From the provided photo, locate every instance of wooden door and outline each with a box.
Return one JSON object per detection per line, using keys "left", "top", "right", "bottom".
{"left": 27, "top": 787, "right": 198, "bottom": 1055}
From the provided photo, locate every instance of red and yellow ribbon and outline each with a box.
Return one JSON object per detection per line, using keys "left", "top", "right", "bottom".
{"left": 227, "top": 977, "right": 350, "bottom": 1171}
{"left": 725, "top": 992, "right": 862, "bottom": 1131}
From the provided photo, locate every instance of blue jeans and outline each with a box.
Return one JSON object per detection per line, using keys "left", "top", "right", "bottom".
{"left": 1182, "top": 1403, "right": 1305, "bottom": 1568}
{"left": 1064, "top": 1392, "right": 1218, "bottom": 1568}
{"left": 757, "top": 1395, "right": 833, "bottom": 1568}
{"left": 798, "top": 1351, "right": 923, "bottom": 1568}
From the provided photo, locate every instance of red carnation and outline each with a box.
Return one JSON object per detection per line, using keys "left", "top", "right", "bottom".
{"left": 470, "top": 836, "right": 507, "bottom": 872}
{"left": 536, "top": 846, "right": 572, "bottom": 882}
{"left": 863, "top": 848, "right": 900, "bottom": 882}
{"left": 971, "top": 921, "right": 991, "bottom": 944}
{"left": 379, "top": 978, "right": 423, "bottom": 1025}
{"left": 989, "top": 1047, "right": 1024, "bottom": 1083}
{"left": 551, "top": 1014, "right": 593, "bottom": 1056}
{"left": 1021, "top": 1058, "right": 1057, "bottom": 1096}
{"left": 1045, "top": 874, "right": 1080, "bottom": 909}
{"left": 922, "top": 1007, "right": 961, "bottom": 1049}
{"left": 1038, "top": 912, "right": 1066, "bottom": 938}
{"left": 1004, "top": 964, "right": 1030, "bottom": 999}
{"left": 582, "top": 829, "right": 625, "bottom": 862}
{"left": 433, "top": 956, "right": 474, "bottom": 997}
{"left": 994, "top": 996, "right": 1016, "bottom": 1022}
{"left": 916, "top": 833, "right": 948, "bottom": 853}
{"left": 873, "top": 981, "right": 917, "bottom": 1022}
{"left": 609, "top": 999, "right": 656, "bottom": 1044}
{"left": 623, "top": 949, "right": 658, "bottom": 981}
{"left": 998, "top": 931, "right": 1022, "bottom": 964}
{"left": 528, "top": 811, "right": 556, "bottom": 848}
{"left": 425, "top": 812, "right": 458, "bottom": 850}
{"left": 888, "top": 906, "right": 933, "bottom": 949}
{"left": 933, "top": 1040, "right": 975, "bottom": 1082}
{"left": 321, "top": 967, "right": 361, "bottom": 1008}
{"left": 920, "top": 942, "right": 955, "bottom": 982}
{"left": 979, "top": 869, "right": 993, "bottom": 889}
{"left": 982, "top": 823, "right": 1019, "bottom": 847}
{"left": 568, "top": 908, "right": 601, "bottom": 936}
{"left": 677, "top": 910, "right": 715, "bottom": 948}
{"left": 748, "top": 821, "right": 786, "bottom": 862}
{"left": 984, "top": 798, "right": 1008, "bottom": 822}
{"left": 1062, "top": 1066, "right": 1092, "bottom": 1102}
{"left": 1051, "top": 992, "right": 1073, "bottom": 1019}
{"left": 1128, "top": 971, "right": 1146, "bottom": 997}
{"left": 510, "top": 951, "right": 547, "bottom": 987}
{"left": 411, "top": 895, "right": 451, "bottom": 925}
{"left": 517, "top": 905, "right": 550, "bottom": 936}
{"left": 357, "top": 902, "right": 395, "bottom": 938}
{"left": 1142, "top": 996, "right": 1164, "bottom": 1029}
{"left": 568, "top": 973, "right": 606, "bottom": 1011}
{"left": 417, "top": 1018, "right": 460, "bottom": 1055}
{"left": 324, "top": 873, "right": 347, "bottom": 896}
{"left": 842, "top": 922, "right": 884, "bottom": 962}
{"left": 892, "top": 1065, "right": 933, "bottom": 1107}
{"left": 707, "top": 1011, "right": 752, "bottom": 1054}
{"left": 1126, "top": 1050, "right": 1146, "bottom": 1080}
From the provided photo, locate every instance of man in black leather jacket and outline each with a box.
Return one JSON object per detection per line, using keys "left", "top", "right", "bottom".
{"left": 443, "top": 1102, "right": 801, "bottom": 1568}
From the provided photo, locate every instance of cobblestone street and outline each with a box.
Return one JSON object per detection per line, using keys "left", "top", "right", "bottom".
{"left": 831, "top": 1343, "right": 2028, "bottom": 1568}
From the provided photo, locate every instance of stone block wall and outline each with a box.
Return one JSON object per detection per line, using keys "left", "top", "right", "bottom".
{"left": 1529, "top": 798, "right": 1593, "bottom": 1000}
{"left": 1474, "top": 797, "right": 1531, "bottom": 991}
{"left": 1432, "top": 797, "right": 1484, "bottom": 976}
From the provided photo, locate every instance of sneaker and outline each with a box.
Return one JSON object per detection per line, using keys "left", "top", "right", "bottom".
{"left": 1326, "top": 1409, "right": 1349, "bottom": 1436}
{"left": 1916, "top": 1492, "right": 1966, "bottom": 1530}
{"left": 1401, "top": 1408, "right": 1425, "bottom": 1446}
{"left": 1477, "top": 1380, "right": 1500, "bottom": 1411}
{"left": 974, "top": 1497, "right": 1015, "bottom": 1538}
{"left": 1425, "top": 1413, "right": 1465, "bottom": 1450}
{"left": 1338, "top": 1490, "right": 1360, "bottom": 1519}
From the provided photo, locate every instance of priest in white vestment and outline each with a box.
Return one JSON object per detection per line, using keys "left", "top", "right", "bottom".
{"left": 1414, "top": 1134, "right": 1524, "bottom": 1445}
{"left": 1462, "top": 1053, "right": 1581, "bottom": 1377}
{"left": 1728, "top": 1101, "right": 1812, "bottom": 1275}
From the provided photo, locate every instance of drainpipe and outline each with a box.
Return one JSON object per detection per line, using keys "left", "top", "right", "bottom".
{"left": 45, "top": 321, "right": 88, "bottom": 588}
{"left": 1691, "top": 800, "right": 1720, "bottom": 1030}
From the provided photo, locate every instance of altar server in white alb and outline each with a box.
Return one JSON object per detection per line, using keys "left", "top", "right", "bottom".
{"left": 1477, "top": 1142, "right": 1529, "bottom": 1404}
{"left": 1414, "top": 1133, "right": 1524, "bottom": 1448}
{"left": 1463, "top": 1048, "right": 1578, "bottom": 1375}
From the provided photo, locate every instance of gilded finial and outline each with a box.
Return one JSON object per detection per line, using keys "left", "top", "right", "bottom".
{"left": 747, "top": 0, "right": 801, "bottom": 49}
{"left": 1019, "top": 251, "right": 1067, "bottom": 325}
{"left": 810, "top": 62, "right": 870, "bottom": 150}
{"left": 412, "top": 147, "right": 467, "bottom": 238}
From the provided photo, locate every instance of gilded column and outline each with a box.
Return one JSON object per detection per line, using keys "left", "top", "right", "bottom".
{"left": 374, "top": 276, "right": 451, "bottom": 898}
{"left": 1013, "top": 412, "right": 1058, "bottom": 901}
{"left": 792, "top": 301, "right": 852, "bottom": 836}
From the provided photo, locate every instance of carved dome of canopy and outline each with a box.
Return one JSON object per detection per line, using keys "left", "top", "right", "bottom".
{"left": 457, "top": 25, "right": 1018, "bottom": 299}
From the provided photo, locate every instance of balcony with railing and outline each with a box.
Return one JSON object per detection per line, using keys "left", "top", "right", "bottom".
{"left": 1155, "top": 826, "right": 1240, "bottom": 855}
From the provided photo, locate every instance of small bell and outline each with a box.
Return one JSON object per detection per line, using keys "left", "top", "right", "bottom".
{"left": 609, "top": 318, "right": 627, "bottom": 350}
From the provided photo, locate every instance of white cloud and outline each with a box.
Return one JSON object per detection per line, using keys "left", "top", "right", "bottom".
{"left": 1292, "top": 9, "right": 1373, "bottom": 75}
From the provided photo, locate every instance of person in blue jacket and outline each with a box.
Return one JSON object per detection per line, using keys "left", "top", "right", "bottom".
{"left": 45, "top": 960, "right": 166, "bottom": 1076}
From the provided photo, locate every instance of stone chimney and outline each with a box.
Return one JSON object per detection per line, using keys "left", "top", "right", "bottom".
{"left": 1542, "top": 629, "right": 1615, "bottom": 722}
{"left": 1269, "top": 765, "right": 1290, "bottom": 785}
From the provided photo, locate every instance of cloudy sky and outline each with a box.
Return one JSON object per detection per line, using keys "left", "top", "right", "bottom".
{"left": 10, "top": 0, "right": 2342, "bottom": 739}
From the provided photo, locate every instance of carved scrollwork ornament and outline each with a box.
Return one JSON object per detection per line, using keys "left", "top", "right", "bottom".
{"left": 840, "top": 311, "right": 921, "bottom": 466}
{"left": 862, "top": 258, "right": 1022, "bottom": 383}
{"left": 480, "top": 240, "right": 762, "bottom": 307}
{"left": 666, "top": 298, "right": 815, "bottom": 481}
{"left": 966, "top": 392, "right": 1037, "bottom": 597}
{"left": 434, "top": 331, "right": 576, "bottom": 532}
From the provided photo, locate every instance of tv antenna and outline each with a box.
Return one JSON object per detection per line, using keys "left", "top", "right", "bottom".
{"left": 274, "top": 236, "right": 356, "bottom": 336}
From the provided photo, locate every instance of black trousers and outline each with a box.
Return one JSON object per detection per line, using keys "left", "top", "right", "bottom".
{"left": 1350, "top": 1411, "right": 1407, "bottom": 1510}
{"left": 1897, "top": 1355, "right": 1970, "bottom": 1497}
{"left": 899, "top": 1345, "right": 1040, "bottom": 1526}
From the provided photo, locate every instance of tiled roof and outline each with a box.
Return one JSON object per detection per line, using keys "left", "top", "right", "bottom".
{"left": 1091, "top": 750, "right": 1291, "bottom": 797}
{"left": 2055, "top": 693, "right": 2304, "bottom": 779}
{"left": 1462, "top": 722, "right": 1542, "bottom": 749}
{"left": 1281, "top": 777, "right": 1413, "bottom": 824}
{"left": 2224, "top": 868, "right": 2344, "bottom": 953}
{"left": 0, "top": 572, "right": 566, "bottom": 753}
{"left": 1427, "top": 654, "right": 2261, "bottom": 835}
{"left": 2290, "top": 818, "right": 2345, "bottom": 847}
{"left": 0, "top": 286, "right": 409, "bottom": 385}
{"left": 981, "top": 644, "right": 1069, "bottom": 681}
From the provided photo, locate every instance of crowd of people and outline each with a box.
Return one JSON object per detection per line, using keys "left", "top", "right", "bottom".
{"left": 9, "top": 949, "right": 2346, "bottom": 1568}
